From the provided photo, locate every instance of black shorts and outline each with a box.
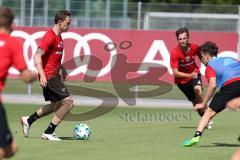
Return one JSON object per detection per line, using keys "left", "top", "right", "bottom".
{"left": 0, "top": 103, "right": 13, "bottom": 148}
{"left": 177, "top": 74, "right": 202, "bottom": 102}
{"left": 209, "top": 80, "right": 240, "bottom": 113}
{"left": 43, "top": 76, "right": 70, "bottom": 102}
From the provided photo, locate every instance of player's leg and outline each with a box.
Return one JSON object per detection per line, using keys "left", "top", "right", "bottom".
{"left": 21, "top": 102, "right": 61, "bottom": 137}
{"left": 0, "top": 140, "right": 18, "bottom": 159}
{"left": 42, "top": 96, "right": 74, "bottom": 140}
{"left": 41, "top": 76, "right": 74, "bottom": 140}
{"left": 182, "top": 82, "right": 240, "bottom": 147}
{"left": 0, "top": 148, "right": 3, "bottom": 159}
{"left": 0, "top": 103, "right": 18, "bottom": 159}
{"left": 177, "top": 81, "right": 197, "bottom": 104}
{"left": 179, "top": 78, "right": 213, "bottom": 129}
{"left": 232, "top": 148, "right": 240, "bottom": 160}
{"left": 226, "top": 96, "right": 240, "bottom": 142}
{"left": 21, "top": 76, "right": 67, "bottom": 137}
{"left": 192, "top": 84, "right": 215, "bottom": 129}
{"left": 31, "top": 84, "right": 60, "bottom": 120}
{"left": 195, "top": 107, "right": 216, "bottom": 132}
{"left": 198, "top": 81, "right": 240, "bottom": 132}
{"left": 182, "top": 107, "right": 217, "bottom": 147}
{"left": 193, "top": 85, "right": 203, "bottom": 101}
{"left": 177, "top": 78, "right": 206, "bottom": 117}
{"left": 191, "top": 74, "right": 207, "bottom": 115}
{"left": 192, "top": 85, "right": 206, "bottom": 115}
{"left": 36, "top": 102, "right": 60, "bottom": 117}
{"left": 193, "top": 89, "right": 229, "bottom": 139}
{"left": 226, "top": 96, "right": 240, "bottom": 110}
{"left": 52, "top": 96, "right": 74, "bottom": 124}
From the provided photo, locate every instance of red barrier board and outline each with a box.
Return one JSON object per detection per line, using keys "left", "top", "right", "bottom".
{"left": 9, "top": 27, "right": 238, "bottom": 84}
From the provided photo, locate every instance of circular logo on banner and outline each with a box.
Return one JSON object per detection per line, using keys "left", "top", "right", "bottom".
{"left": 10, "top": 30, "right": 117, "bottom": 77}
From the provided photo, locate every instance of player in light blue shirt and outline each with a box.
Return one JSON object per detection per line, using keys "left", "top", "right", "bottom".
{"left": 182, "top": 41, "right": 240, "bottom": 147}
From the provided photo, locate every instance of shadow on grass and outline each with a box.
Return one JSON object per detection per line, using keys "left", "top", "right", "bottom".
{"left": 59, "top": 137, "right": 76, "bottom": 140}
{"left": 26, "top": 136, "right": 78, "bottom": 141}
{"left": 200, "top": 143, "right": 240, "bottom": 147}
{"left": 179, "top": 126, "right": 196, "bottom": 129}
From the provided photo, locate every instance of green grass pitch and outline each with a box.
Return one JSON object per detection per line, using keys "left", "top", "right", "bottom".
{"left": 3, "top": 104, "right": 239, "bottom": 160}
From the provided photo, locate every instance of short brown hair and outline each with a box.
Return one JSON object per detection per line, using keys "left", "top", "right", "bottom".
{"left": 54, "top": 10, "right": 71, "bottom": 24}
{"left": 200, "top": 41, "right": 218, "bottom": 57}
{"left": 176, "top": 27, "right": 189, "bottom": 38}
{"left": 0, "top": 7, "right": 14, "bottom": 28}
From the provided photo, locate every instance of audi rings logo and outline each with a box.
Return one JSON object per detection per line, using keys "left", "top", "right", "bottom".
{"left": 10, "top": 30, "right": 117, "bottom": 77}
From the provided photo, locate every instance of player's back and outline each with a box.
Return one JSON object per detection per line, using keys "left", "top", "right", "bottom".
{"left": 208, "top": 57, "right": 240, "bottom": 87}
{"left": 0, "top": 33, "right": 15, "bottom": 91}
{"left": 0, "top": 32, "right": 26, "bottom": 91}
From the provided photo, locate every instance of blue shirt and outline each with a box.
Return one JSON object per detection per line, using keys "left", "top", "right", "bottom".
{"left": 206, "top": 57, "right": 240, "bottom": 88}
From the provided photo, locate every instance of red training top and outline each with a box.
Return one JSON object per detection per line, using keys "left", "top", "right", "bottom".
{"left": 0, "top": 32, "right": 27, "bottom": 93}
{"left": 170, "top": 43, "right": 201, "bottom": 84}
{"left": 38, "top": 29, "right": 64, "bottom": 79}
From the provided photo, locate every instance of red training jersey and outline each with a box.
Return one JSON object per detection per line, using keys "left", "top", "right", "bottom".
{"left": 0, "top": 32, "right": 27, "bottom": 92}
{"left": 170, "top": 43, "right": 201, "bottom": 84}
{"left": 38, "top": 29, "right": 64, "bottom": 79}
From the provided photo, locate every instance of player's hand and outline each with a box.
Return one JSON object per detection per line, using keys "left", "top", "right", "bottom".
{"left": 40, "top": 75, "right": 47, "bottom": 87}
{"left": 20, "top": 69, "right": 38, "bottom": 83}
{"left": 189, "top": 68, "right": 198, "bottom": 79}
{"left": 60, "top": 65, "right": 68, "bottom": 81}
{"left": 190, "top": 72, "right": 198, "bottom": 79}
{"left": 194, "top": 103, "right": 205, "bottom": 111}
{"left": 31, "top": 71, "right": 38, "bottom": 82}
{"left": 62, "top": 73, "right": 68, "bottom": 81}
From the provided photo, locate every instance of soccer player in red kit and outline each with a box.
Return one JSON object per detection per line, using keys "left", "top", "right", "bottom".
{"left": 170, "top": 28, "right": 212, "bottom": 128}
{"left": 21, "top": 10, "right": 74, "bottom": 141}
{"left": 0, "top": 7, "right": 36, "bottom": 159}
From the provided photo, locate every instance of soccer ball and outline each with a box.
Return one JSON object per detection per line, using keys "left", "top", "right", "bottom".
{"left": 73, "top": 123, "right": 91, "bottom": 140}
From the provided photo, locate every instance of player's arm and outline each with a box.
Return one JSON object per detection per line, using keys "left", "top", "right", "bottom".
{"left": 170, "top": 51, "right": 197, "bottom": 79}
{"left": 12, "top": 38, "right": 37, "bottom": 83}
{"left": 60, "top": 65, "right": 68, "bottom": 81}
{"left": 33, "top": 48, "right": 45, "bottom": 77}
{"left": 172, "top": 68, "right": 198, "bottom": 79}
{"left": 20, "top": 69, "right": 37, "bottom": 83}
{"left": 33, "top": 48, "right": 47, "bottom": 87}
{"left": 202, "top": 66, "right": 217, "bottom": 106}
{"left": 194, "top": 66, "right": 216, "bottom": 110}
{"left": 201, "top": 77, "right": 216, "bottom": 106}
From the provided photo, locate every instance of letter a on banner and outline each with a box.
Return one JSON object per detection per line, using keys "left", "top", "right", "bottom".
{"left": 138, "top": 40, "right": 172, "bottom": 74}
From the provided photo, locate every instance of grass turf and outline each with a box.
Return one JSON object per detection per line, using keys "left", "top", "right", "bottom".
{"left": 3, "top": 104, "right": 239, "bottom": 160}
